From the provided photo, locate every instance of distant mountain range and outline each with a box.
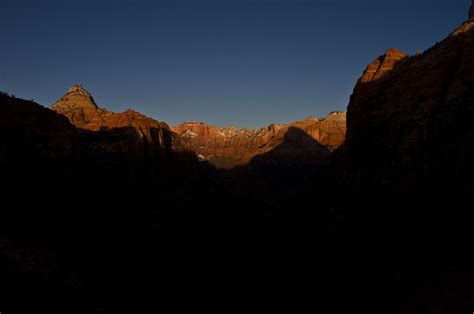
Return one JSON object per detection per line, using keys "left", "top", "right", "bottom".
{"left": 49, "top": 83, "right": 346, "bottom": 170}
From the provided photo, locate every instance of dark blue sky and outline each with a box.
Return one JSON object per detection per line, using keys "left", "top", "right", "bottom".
{"left": 0, "top": 0, "right": 469, "bottom": 127}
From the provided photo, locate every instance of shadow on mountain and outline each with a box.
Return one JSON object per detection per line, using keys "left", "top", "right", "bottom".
{"left": 205, "top": 126, "right": 331, "bottom": 208}
{"left": 163, "top": 126, "right": 333, "bottom": 238}
{"left": 74, "top": 126, "right": 200, "bottom": 179}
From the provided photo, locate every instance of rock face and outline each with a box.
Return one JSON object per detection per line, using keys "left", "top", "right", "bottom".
{"left": 51, "top": 84, "right": 98, "bottom": 127}
{"left": 333, "top": 19, "right": 474, "bottom": 314}
{"left": 52, "top": 84, "right": 346, "bottom": 170}
{"left": 52, "top": 85, "right": 167, "bottom": 135}
{"left": 338, "top": 19, "right": 474, "bottom": 189}
{"left": 52, "top": 84, "right": 189, "bottom": 162}
{"left": 358, "top": 48, "right": 407, "bottom": 83}
{"left": 172, "top": 112, "right": 346, "bottom": 169}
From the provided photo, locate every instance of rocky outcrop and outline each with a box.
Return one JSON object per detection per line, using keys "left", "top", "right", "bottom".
{"left": 358, "top": 48, "right": 407, "bottom": 84}
{"left": 172, "top": 112, "right": 346, "bottom": 169}
{"left": 337, "top": 19, "right": 474, "bottom": 189}
{"left": 51, "top": 84, "right": 192, "bottom": 163}
{"left": 53, "top": 85, "right": 168, "bottom": 137}
{"left": 51, "top": 84, "right": 98, "bottom": 127}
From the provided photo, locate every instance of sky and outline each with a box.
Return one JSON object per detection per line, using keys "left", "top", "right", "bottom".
{"left": 0, "top": 0, "right": 470, "bottom": 128}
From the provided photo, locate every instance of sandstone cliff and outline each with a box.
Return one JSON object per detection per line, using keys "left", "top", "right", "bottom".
{"left": 52, "top": 84, "right": 195, "bottom": 165}
{"left": 172, "top": 112, "right": 346, "bottom": 169}
{"left": 52, "top": 85, "right": 168, "bottom": 135}
{"left": 337, "top": 19, "right": 474, "bottom": 190}
{"left": 330, "top": 18, "right": 474, "bottom": 314}
{"left": 50, "top": 84, "right": 99, "bottom": 127}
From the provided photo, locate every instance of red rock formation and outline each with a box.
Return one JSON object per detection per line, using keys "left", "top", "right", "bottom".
{"left": 52, "top": 85, "right": 168, "bottom": 132}
{"left": 358, "top": 48, "right": 406, "bottom": 83}
{"left": 51, "top": 84, "right": 185, "bottom": 162}
{"left": 338, "top": 19, "right": 474, "bottom": 188}
{"left": 51, "top": 85, "right": 346, "bottom": 170}
{"left": 51, "top": 84, "right": 98, "bottom": 127}
{"left": 172, "top": 112, "right": 346, "bottom": 169}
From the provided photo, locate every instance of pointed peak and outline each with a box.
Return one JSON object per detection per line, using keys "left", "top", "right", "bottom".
{"left": 68, "top": 84, "right": 83, "bottom": 92}
{"left": 52, "top": 83, "right": 98, "bottom": 121}
{"left": 305, "top": 115, "right": 319, "bottom": 121}
{"left": 383, "top": 48, "right": 405, "bottom": 57}
{"left": 67, "top": 84, "right": 92, "bottom": 96}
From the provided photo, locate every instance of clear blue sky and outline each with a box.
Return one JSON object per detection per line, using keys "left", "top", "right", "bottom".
{"left": 0, "top": 0, "right": 469, "bottom": 128}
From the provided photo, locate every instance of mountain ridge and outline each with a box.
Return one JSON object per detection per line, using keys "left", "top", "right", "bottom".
{"left": 172, "top": 111, "right": 346, "bottom": 169}
{"left": 50, "top": 84, "right": 346, "bottom": 169}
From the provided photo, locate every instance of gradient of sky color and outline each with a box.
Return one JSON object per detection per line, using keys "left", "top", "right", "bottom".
{"left": 0, "top": 0, "right": 470, "bottom": 128}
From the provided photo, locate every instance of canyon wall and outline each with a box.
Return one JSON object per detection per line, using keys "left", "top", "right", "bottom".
{"left": 172, "top": 112, "right": 346, "bottom": 169}
{"left": 337, "top": 20, "right": 474, "bottom": 191}
{"left": 51, "top": 84, "right": 198, "bottom": 175}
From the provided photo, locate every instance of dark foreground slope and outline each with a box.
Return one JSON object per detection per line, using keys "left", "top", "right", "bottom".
{"left": 0, "top": 91, "right": 208, "bottom": 311}
{"left": 0, "top": 90, "right": 339, "bottom": 311}
{"left": 0, "top": 89, "right": 351, "bottom": 312}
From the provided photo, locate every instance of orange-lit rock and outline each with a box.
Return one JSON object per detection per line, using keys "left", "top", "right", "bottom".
{"left": 51, "top": 84, "right": 98, "bottom": 127}
{"left": 172, "top": 112, "right": 346, "bottom": 169}
{"left": 52, "top": 85, "right": 177, "bottom": 161}
{"left": 338, "top": 19, "right": 474, "bottom": 188}
{"left": 52, "top": 85, "right": 168, "bottom": 134}
{"left": 358, "top": 48, "right": 406, "bottom": 83}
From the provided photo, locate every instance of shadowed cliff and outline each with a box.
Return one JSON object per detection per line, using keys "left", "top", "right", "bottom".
{"left": 205, "top": 126, "right": 332, "bottom": 207}
{"left": 337, "top": 21, "right": 474, "bottom": 193}
{"left": 330, "top": 19, "right": 474, "bottom": 314}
